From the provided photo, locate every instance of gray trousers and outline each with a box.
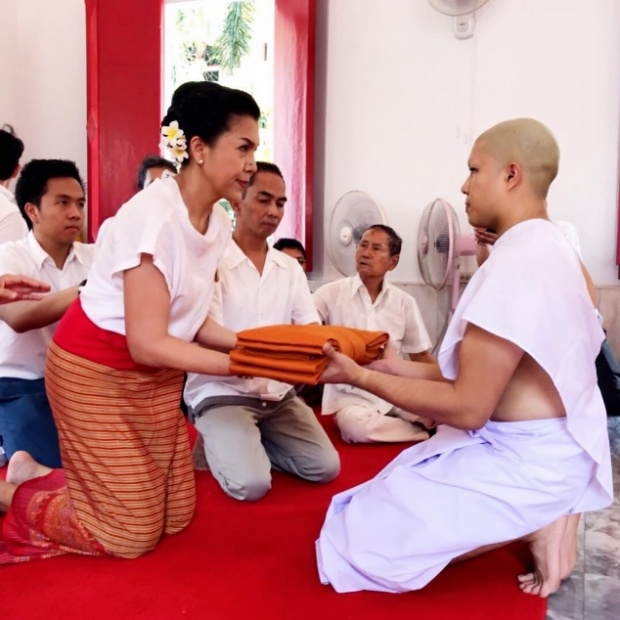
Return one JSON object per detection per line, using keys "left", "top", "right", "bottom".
{"left": 194, "top": 393, "right": 340, "bottom": 501}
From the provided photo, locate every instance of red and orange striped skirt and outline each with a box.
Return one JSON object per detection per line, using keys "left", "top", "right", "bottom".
{"left": 0, "top": 342, "right": 195, "bottom": 564}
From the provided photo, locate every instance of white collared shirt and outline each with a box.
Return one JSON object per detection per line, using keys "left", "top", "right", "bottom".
{"left": 0, "top": 233, "right": 95, "bottom": 379}
{"left": 314, "top": 274, "right": 432, "bottom": 415}
{"left": 81, "top": 176, "right": 231, "bottom": 340}
{"left": 184, "top": 240, "right": 320, "bottom": 407}
{"left": 0, "top": 185, "right": 28, "bottom": 244}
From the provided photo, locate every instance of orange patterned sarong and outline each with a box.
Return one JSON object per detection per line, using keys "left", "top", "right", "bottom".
{"left": 0, "top": 343, "right": 195, "bottom": 564}
{"left": 230, "top": 325, "right": 389, "bottom": 385}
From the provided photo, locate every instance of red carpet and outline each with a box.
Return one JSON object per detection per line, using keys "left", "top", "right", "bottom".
{"left": 1, "top": 418, "right": 546, "bottom": 620}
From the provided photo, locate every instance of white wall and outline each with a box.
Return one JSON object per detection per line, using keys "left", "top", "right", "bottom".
{"left": 314, "top": 0, "right": 620, "bottom": 285}
{"left": 0, "top": 0, "right": 18, "bottom": 125}
{"left": 0, "top": 0, "right": 86, "bottom": 184}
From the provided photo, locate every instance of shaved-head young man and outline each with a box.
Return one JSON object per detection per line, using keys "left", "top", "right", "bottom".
{"left": 315, "top": 118, "right": 611, "bottom": 598}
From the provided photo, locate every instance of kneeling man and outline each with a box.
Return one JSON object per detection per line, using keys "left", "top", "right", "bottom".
{"left": 0, "top": 160, "right": 94, "bottom": 467}
{"left": 315, "top": 119, "right": 612, "bottom": 598}
{"left": 185, "top": 162, "right": 340, "bottom": 501}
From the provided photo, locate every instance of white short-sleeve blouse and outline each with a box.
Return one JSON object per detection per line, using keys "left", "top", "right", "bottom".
{"left": 81, "top": 177, "right": 231, "bottom": 341}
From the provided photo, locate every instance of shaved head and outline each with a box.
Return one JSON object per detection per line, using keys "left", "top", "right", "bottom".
{"left": 476, "top": 118, "right": 559, "bottom": 198}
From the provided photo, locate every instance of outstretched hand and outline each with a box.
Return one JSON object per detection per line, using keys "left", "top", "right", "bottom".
{"left": 366, "top": 343, "right": 399, "bottom": 374}
{"left": 318, "top": 343, "right": 365, "bottom": 385}
{"left": 0, "top": 274, "right": 50, "bottom": 304}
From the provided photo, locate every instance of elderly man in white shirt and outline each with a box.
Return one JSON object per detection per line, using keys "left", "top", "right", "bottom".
{"left": 0, "top": 159, "right": 94, "bottom": 468}
{"left": 314, "top": 225, "right": 437, "bottom": 444}
{"left": 0, "top": 125, "right": 28, "bottom": 244}
{"left": 185, "top": 162, "right": 340, "bottom": 501}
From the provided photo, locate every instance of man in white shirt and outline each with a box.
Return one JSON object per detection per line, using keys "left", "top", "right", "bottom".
{"left": 0, "top": 159, "right": 94, "bottom": 468}
{"left": 136, "top": 155, "right": 177, "bottom": 190}
{"left": 314, "top": 225, "right": 437, "bottom": 443}
{"left": 185, "top": 162, "right": 340, "bottom": 501}
{"left": 0, "top": 125, "right": 28, "bottom": 244}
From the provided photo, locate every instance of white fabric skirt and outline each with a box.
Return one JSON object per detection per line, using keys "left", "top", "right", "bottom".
{"left": 316, "top": 418, "right": 597, "bottom": 593}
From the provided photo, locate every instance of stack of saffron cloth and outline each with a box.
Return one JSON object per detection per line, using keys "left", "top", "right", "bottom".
{"left": 230, "top": 325, "right": 389, "bottom": 385}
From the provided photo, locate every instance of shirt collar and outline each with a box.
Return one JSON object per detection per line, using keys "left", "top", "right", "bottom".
{"left": 268, "top": 245, "right": 292, "bottom": 269}
{"left": 222, "top": 239, "right": 292, "bottom": 271}
{"left": 351, "top": 272, "right": 391, "bottom": 302}
{"left": 25, "top": 231, "right": 89, "bottom": 270}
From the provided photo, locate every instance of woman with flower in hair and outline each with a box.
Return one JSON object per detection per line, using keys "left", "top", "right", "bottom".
{"left": 0, "top": 81, "right": 260, "bottom": 563}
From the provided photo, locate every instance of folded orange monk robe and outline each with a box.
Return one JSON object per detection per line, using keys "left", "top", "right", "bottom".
{"left": 230, "top": 324, "right": 389, "bottom": 385}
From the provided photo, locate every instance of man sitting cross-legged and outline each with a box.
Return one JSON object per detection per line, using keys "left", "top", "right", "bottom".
{"left": 185, "top": 162, "right": 340, "bottom": 501}
{"left": 315, "top": 119, "right": 612, "bottom": 598}
{"left": 314, "top": 224, "right": 437, "bottom": 443}
{"left": 0, "top": 160, "right": 94, "bottom": 468}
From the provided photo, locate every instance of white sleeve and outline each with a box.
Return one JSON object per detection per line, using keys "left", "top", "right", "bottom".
{"left": 312, "top": 284, "right": 331, "bottom": 324}
{"left": 291, "top": 263, "right": 321, "bottom": 325}
{"left": 401, "top": 295, "right": 432, "bottom": 354}
{"left": 106, "top": 201, "right": 178, "bottom": 292}
{"left": 0, "top": 212, "right": 28, "bottom": 244}
{"left": 555, "top": 221, "right": 582, "bottom": 259}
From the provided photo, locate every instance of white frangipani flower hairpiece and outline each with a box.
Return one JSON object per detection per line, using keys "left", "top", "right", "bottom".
{"left": 160, "top": 120, "right": 189, "bottom": 163}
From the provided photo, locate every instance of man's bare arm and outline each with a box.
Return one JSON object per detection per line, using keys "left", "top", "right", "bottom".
{"left": 365, "top": 344, "right": 442, "bottom": 380}
{"left": 408, "top": 349, "right": 437, "bottom": 365}
{"left": 0, "top": 286, "right": 78, "bottom": 332}
{"left": 321, "top": 323, "right": 523, "bottom": 430}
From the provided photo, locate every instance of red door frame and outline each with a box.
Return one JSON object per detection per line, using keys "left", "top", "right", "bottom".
{"left": 274, "top": 0, "right": 316, "bottom": 269}
{"left": 85, "top": 0, "right": 316, "bottom": 269}
{"left": 85, "top": 0, "right": 164, "bottom": 242}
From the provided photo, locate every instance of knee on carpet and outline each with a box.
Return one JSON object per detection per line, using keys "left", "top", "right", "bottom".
{"left": 107, "top": 533, "right": 162, "bottom": 559}
{"left": 220, "top": 470, "right": 272, "bottom": 502}
{"left": 335, "top": 413, "right": 376, "bottom": 444}
{"left": 298, "top": 448, "right": 341, "bottom": 483}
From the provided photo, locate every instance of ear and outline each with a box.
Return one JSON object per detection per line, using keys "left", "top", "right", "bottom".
{"left": 24, "top": 202, "right": 39, "bottom": 227}
{"left": 188, "top": 136, "right": 207, "bottom": 164}
{"left": 10, "top": 164, "right": 20, "bottom": 180}
{"left": 505, "top": 162, "right": 521, "bottom": 188}
{"left": 388, "top": 254, "right": 400, "bottom": 271}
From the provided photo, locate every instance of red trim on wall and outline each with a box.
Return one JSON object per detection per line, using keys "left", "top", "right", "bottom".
{"left": 85, "top": 0, "right": 163, "bottom": 241}
{"left": 85, "top": 0, "right": 315, "bottom": 260}
{"left": 274, "top": 0, "right": 316, "bottom": 270}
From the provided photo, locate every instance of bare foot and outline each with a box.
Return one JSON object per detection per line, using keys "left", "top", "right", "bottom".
{"left": 518, "top": 516, "right": 568, "bottom": 598}
{"left": 191, "top": 435, "right": 209, "bottom": 472}
{"left": 6, "top": 451, "right": 52, "bottom": 486}
{"left": 560, "top": 514, "right": 581, "bottom": 580}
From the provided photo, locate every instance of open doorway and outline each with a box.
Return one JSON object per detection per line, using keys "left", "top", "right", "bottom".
{"left": 163, "top": 0, "right": 274, "bottom": 221}
{"left": 86, "top": 0, "right": 314, "bottom": 266}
